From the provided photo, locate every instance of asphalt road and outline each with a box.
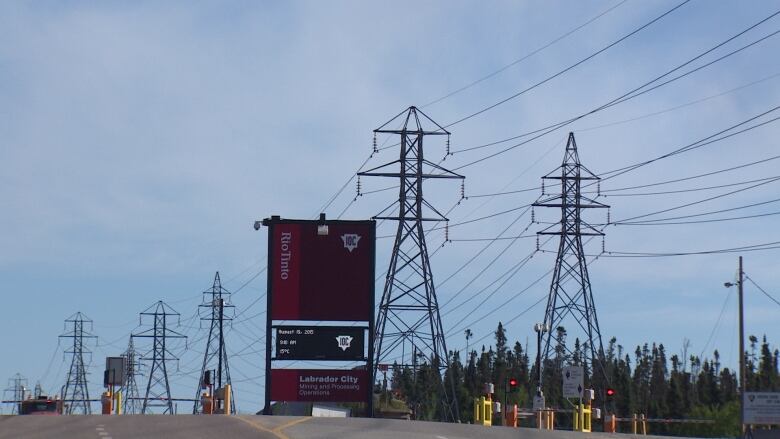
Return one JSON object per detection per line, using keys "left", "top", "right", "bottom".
{"left": 0, "top": 415, "right": 685, "bottom": 439}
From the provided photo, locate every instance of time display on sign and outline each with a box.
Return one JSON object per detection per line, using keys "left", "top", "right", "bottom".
{"left": 274, "top": 326, "right": 366, "bottom": 361}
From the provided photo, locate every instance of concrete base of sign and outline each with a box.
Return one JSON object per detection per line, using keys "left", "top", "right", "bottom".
{"left": 312, "top": 404, "right": 350, "bottom": 417}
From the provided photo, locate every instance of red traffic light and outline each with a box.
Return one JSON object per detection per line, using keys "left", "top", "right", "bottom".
{"left": 606, "top": 388, "right": 616, "bottom": 397}
{"left": 509, "top": 378, "right": 518, "bottom": 387}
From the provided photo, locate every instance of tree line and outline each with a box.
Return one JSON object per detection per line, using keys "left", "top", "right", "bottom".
{"left": 390, "top": 323, "right": 779, "bottom": 436}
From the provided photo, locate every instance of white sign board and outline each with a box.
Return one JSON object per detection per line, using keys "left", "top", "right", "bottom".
{"left": 562, "top": 365, "right": 584, "bottom": 398}
{"left": 533, "top": 395, "right": 546, "bottom": 410}
{"left": 745, "top": 392, "right": 780, "bottom": 425}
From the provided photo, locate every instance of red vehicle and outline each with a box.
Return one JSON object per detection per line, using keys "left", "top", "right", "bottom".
{"left": 19, "top": 396, "right": 63, "bottom": 415}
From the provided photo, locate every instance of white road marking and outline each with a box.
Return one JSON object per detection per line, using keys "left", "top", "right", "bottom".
{"left": 98, "top": 432, "right": 108, "bottom": 436}
{"left": 96, "top": 427, "right": 105, "bottom": 431}
{"left": 436, "top": 436, "right": 448, "bottom": 439}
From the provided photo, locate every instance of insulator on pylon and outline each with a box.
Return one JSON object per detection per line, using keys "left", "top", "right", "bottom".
{"left": 356, "top": 175, "right": 362, "bottom": 196}
{"left": 373, "top": 133, "right": 378, "bottom": 153}
{"left": 541, "top": 180, "right": 545, "bottom": 195}
{"left": 531, "top": 207, "right": 535, "bottom": 223}
{"left": 460, "top": 180, "right": 465, "bottom": 199}
{"left": 445, "top": 222, "right": 450, "bottom": 242}
{"left": 597, "top": 181, "right": 601, "bottom": 196}
{"left": 446, "top": 134, "right": 451, "bottom": 156}
{"left": 601, "top": 236, "right": 606, "bottom": 253}
{"left": 536, "top": 235, "right": 540, "bottom": 251}
{"left": 607, "top": 208, "right": 611, "bottom": 225}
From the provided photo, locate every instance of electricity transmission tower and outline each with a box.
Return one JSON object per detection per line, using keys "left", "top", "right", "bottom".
{"left": 192, "top": 271, "right": 235, "bottom": 414}
{"left": 3, "top": 373, "right": 28, "bottom": 414}
{"left": 132, "top": 301, "right": 186, "bottom": 415}
{"left": 60, "top": 312, "right": 97, "bottom": 415}
{"left": 122, "top": 337, "right": 142, "bottom": 414}
{"left": 358, "top": 106, "right": 464, "bottom": 421}
{"left": 532, "top": 132, "right": 609, "bottom": 390}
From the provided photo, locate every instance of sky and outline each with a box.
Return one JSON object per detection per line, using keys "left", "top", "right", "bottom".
{"left": 1, "top": 0, "right": 779, "bottom": 414}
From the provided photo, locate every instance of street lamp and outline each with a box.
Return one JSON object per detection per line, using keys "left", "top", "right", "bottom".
{"left": 724, "top": 256, "right": 745, "bottom": 438}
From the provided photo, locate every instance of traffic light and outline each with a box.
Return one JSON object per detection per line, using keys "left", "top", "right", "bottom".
{"left": 508, "top": 377, "right": 519, "bottom": 392}
{"left": 606, "top": 387, "right": 616, "bottom": 397}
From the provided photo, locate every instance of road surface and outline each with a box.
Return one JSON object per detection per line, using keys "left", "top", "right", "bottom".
{"left": 0, "top": 415, "right": 686, "bottom": 439}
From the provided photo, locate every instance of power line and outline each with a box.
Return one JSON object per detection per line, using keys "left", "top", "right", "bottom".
{"left": 598, "top": 108, "right": 780, "bottom": 182}
{"left": 744, "top": 275, "right": 780, "bottom": 308}
{"left": 699, "top": 287, "right": 734, "bottom": 359}
{"left": 614, "top": 211, "right": 780, "bottom": 227}
{"left": 602, "top": 154, "right": 780, "bottom": 193}
{"left": 613, "top": 176, "right": 780, "bottom": 224}
{"left": 444, "top": 0, "right": 692, "bottom": 128}
{"left": 576, "top": 71, "right": 780, "bottom": 134}
{"left": 602, "top": 175, "right": 780, "bottom": 198}
{"left": 593, "top": 240, "right": 780, "bottom": 258}
{"left": 421, "top": 0, "right": 630, "bottom": 108}
{"left": 447, "top": 11, "right": 780, "bottom": 168}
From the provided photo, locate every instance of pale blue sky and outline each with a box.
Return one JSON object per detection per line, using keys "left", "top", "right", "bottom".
{"left": 1, "top": 0, "right": 779, "bottom": 413}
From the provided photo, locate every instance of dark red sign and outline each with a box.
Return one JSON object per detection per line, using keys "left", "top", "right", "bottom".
{"left": 269, "top": 221, "right": 374, "bottom": 321}
{"left": 270, "top": 369, "right": 368, "bottom": 402}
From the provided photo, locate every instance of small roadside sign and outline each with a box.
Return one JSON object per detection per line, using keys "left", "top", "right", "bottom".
{"left": 533, "top": 395, "right": 546, "bottom": 410}
{"left": 562, "top": 365, "right": 584, "bottom": 398}
{"left": 744, "top": 392, "right": 780, "bottom": 425}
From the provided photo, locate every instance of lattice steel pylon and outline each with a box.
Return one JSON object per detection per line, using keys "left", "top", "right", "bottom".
{"left": 121, "top": 337, "right": 142, "bottom": 414}
{"left": 358, "top": 106, "right": 464, "bottom": 421}
{"left": 192, "top": 271, "right": 235, "bottom": 414}
{"left": 3, "top": 373, "right": 28, "bottom": 414}
{"left": 60, "top": 312, "right": 97, "bottom": 415}
{"left": 533, "top": 132, "right": 609, "bottom": 389}
{"left": 132, "top": 301, "right": 186, "bottom": 415}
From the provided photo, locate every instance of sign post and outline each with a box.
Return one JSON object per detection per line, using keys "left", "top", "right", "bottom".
{"left": 262, "top": 215, "right": 375, "bottom": 416}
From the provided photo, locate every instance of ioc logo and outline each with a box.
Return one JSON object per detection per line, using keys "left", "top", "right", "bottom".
{"left": 341, "top": 234, "right": 361, "bottom": 252}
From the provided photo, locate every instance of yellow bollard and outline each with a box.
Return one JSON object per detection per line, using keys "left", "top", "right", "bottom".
{"left": 574, "top": 404, "right": 580, "bottom": 431}
{"left": 632, "top": 414, "right": 638, "bottom": 434}
{"left": 474, "top": 396, "right": 492, "bottom": 426}
{"left": 641, "top": 413, "right": 647, "bottom": 435}
{"left": 114, "top": 391, "right": 122, "bottom": 415}
{"left": 583, "top": 402, "right": 592, "bottom": 432}
{"left": 549, "top": 409, "right": 556, "bottom": 430}
{"left": 223, "top": 384, "right": 231, "bottom": 415}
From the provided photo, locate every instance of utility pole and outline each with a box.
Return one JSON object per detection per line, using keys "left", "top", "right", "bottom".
{"left": 193, "top": 272, "right": 235, "bottom": 414}
{"left": 3, "top": 373, "right": 28, "bottom": 414}
{"left": 358, "top": 106, "right": 464, "bottom": 422}
{"left": 122, "top": 337, "right": 142, "bottom": 414}
{"left": 60, "top": 312, "right": 97, "bottom": 415}
{"left": 132, "top": 301, "right": 186, "bottom": 414}
{"left": 725, "top": 256, "right": 746, "bottom": 437}
{"left": 739, "top": 256, "right": 746, "bottom": 437}
{"left": 533, "top": 132, "right": 610, "bottom": 399}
